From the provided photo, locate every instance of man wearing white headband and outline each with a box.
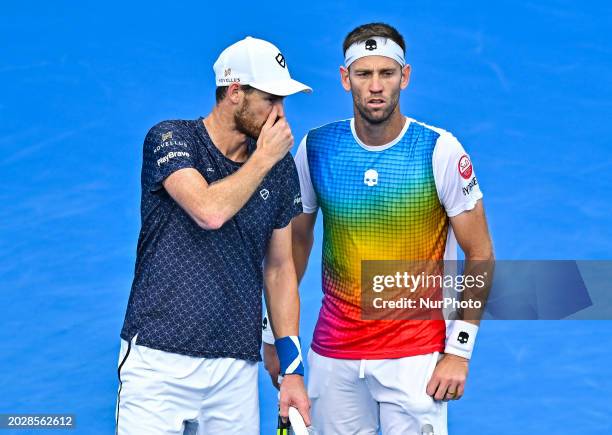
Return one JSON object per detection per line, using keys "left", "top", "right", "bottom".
{"left": 116, "top": 36, "right": 311, "bottom": 434}
{"left": 264, "top": 23, "right": 493, "bottom": 434}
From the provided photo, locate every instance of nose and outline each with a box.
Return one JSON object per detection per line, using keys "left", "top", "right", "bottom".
{"left": 274, "top": 99, "right": 285, "bottom": 117}
{"left": 369, "top": 75, "right": 383, "bottom": 93}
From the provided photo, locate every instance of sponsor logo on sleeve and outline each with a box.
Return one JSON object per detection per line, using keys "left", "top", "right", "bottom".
{"left": 157, "top": 151, "right": 190, "bottom": 167}
{"left": 462, "top": 176, "right": 478, "bottom": 196}
{"left": 153, "top": 139, "right": 188, "bottom": 154}
{"left": 260, "top": 189, "right": 270, "bottom": 200}
{"left": 294, "top": 194, "right": 302, "bottom": 205}
{"left": 458, "top": 155, "right": 473, "bottom": 180}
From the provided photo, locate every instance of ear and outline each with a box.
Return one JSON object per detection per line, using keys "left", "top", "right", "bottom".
{"left": 400, "top": 64, "right": 411, "bottom": 90}
{"left": 340, "top": 66, "right": 351, "bottom": 92}
{"left": 226, "top": 83, "right": 244, "bottom": 104}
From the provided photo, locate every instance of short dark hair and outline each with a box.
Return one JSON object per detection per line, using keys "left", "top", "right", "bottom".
{"left": 215, "top": 84, "right": 254, "bottom": 103}
{"left": 342, "top": 22, "right": 406, "bottom": 56}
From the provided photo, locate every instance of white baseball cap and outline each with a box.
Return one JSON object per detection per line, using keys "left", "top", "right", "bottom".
{"left": 213, "top": 36, "right": 312, "bottom": 96}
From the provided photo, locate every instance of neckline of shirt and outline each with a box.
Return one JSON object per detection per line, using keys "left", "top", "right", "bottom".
{"left": 196, "top": 117, "right": 254, "bottom": 166}
{"left": 350, "top": 116, "right": 412, "bottom": 152}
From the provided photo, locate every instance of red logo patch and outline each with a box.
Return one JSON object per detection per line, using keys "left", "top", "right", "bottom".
{"left": 458, "top": 155, "right": 473, "bottom": 180}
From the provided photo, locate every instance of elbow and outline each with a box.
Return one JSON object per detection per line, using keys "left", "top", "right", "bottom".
{"left": 293, "top": 233, "right": 314, "bottom": 251}
{"left": 194, "top": 212, "right": 226, "bottom": 230}
{"left": 483, "top": 241, "right": 495, "bottom": 260}
{"left": 467, "top": 246, "right": 494, "bottom": 261}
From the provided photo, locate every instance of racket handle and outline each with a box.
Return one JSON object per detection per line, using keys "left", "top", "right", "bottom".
{"left": 277, "top": 413, "right": 291, "bottom": 435}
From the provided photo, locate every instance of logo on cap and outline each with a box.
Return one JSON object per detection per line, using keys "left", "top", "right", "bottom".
{"left": 275, "top": 53, "right": 286, "bottom": 68}
{"left": 365, "top": 39, "right": 377, "bottom": 51}
{"left": 224, "top": 68, "right": 232, "bottom": 77}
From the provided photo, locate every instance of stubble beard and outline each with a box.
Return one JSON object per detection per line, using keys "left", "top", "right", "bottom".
{"left": 353, "top": 87, "right": 401, "bottom": 126}
{"left": 234, "top": 98, "right": 263, "bottom": 139}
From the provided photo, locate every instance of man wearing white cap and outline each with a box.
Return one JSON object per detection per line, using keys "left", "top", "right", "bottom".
{"left": 263, "top": 23, "right": 494, "bottom": 434}
{"left": 117, "top": 36, "right": 311, "bottom": 435}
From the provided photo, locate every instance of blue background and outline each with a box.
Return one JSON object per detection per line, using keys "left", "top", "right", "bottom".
{"left": 1, "top": 1, "right": 611, "bottom": 433}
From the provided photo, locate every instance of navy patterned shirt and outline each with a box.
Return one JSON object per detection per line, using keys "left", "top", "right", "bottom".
{"left": 120, "top": 118, "right": 302, "bottom": 361}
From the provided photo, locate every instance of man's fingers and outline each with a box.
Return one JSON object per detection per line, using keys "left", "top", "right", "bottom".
{"left": 429, "top": 375, "right": 466, "bottom": 401}
{"left": 426, "top": 375, "right": 440, "bottom": 397}
{"left": 434, "top": 380, "right": 450, "bottom": 401}
{"left": 455, "top": 381, "right": 465, "bottom": 400}
{"left": 443, "top": 378, "right": 466, "bottom": 401}
{"left": 449, "top": 373, "right": 466, "bottom": 400}
{"left": 261, "top": 106, "right": 278, "bottom": 133}
{"left": 268, "top": 116, "right": 289, "bottom": 137}
{"left": 296, "top": 399, "right": 311, "bottom": 426}
{"left": 279, "top": 396, "right": 290, "bottom": 419}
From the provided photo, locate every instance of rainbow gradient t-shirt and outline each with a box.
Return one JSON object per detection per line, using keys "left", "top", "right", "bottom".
{"left": 295, "top": 117, "right": 483, "bottom": 359}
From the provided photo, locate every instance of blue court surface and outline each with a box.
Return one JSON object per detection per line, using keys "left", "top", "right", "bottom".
{"left": 1, "top": 1, "right": 611, "bottom": 433}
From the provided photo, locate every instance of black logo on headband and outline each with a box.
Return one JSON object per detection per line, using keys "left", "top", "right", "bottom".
{"left": 365, "top": 39, "right": 377, "bottom": 51}
{"left": 275, "top": 52, "right": 286, "bottom": 68}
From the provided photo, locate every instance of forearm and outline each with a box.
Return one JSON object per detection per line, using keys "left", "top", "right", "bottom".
{"left": 292, "top": 233, "right": 313, "bottom": 284}
{"left": 459, "top": 247, "right": 495, "bottom": 325}
{"left": 264, "top": 262, "right": 300, "bottom": 338}
{"left": 291, "top": 212, "right": 316, "bottom": 283}
{"left": 449, "top": 202, "right": 494, "bottom": 325}
{"left": 199, "top": 153, "right": 274, "bottom": 227}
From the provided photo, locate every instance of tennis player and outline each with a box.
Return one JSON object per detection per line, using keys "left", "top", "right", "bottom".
{"left": 264, "top": 23, "right": 493, "bottom": 434}
{"left": 117, "top": 36, "right": 311, "bottom": 435}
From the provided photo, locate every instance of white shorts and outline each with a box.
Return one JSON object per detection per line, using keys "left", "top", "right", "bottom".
{"left": 307, "top": 349, "right": 447, "bottom": 435}
{"left": 115, "top": 336, "right": 259, "bottom": 435}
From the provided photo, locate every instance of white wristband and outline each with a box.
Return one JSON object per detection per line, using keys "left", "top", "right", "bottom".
{"left": 262, "top": 312, "right": 275, "bottom": 345}
{"left": 445, "top": 320, "right": 479, "bottom": 360}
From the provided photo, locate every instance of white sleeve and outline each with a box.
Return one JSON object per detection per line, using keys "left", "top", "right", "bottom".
{"left": 294, "top": 135, "right": 318, "bottom": 214}
{"left": 262, "top": 309, "right": 275, "bottom": 344}
{"left": 432, "top": 133, "right": 483, "bottom": 217}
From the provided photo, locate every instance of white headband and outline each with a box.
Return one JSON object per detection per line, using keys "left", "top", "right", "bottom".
{"left": 344, "top": 36, "right": 406, "bottom": 68}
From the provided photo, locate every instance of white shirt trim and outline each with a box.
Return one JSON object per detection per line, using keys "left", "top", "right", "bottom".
{"left": 350, "top": 117, "right": 411, "bottom": 152}
{"left": 294, "top": 135, "right": 318, "bottom": 213}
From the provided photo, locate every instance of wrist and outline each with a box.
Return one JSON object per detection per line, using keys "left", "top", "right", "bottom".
{"left": 445, "top": 320, "right": 479, "bottom": 360}
{"left": 250, "top": 149, "right": 275, "bottom": 172}
{"left": 444, "top": 353, "right": 469, "bottom": 363}
{"left": 274, "top": 336, "right": 304, "bottom": 376}
{"left": 281, "top": 373, "right": 304, "bottom": 379}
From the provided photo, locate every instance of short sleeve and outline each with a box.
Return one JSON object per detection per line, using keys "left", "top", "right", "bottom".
{"left": 294, "top": 135, "right": 318, "bottom": 213}
{"left": 432, "top": 133, "right": 483, "bottom": 217}
{"left": 143, "top": 121, "right": 197, "bottom": 192}
{"left": 273, "top": 154, "right": 304, "bottom": 229}
{"left": 261, "top": 309, "right": 275, "bottom": 344}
